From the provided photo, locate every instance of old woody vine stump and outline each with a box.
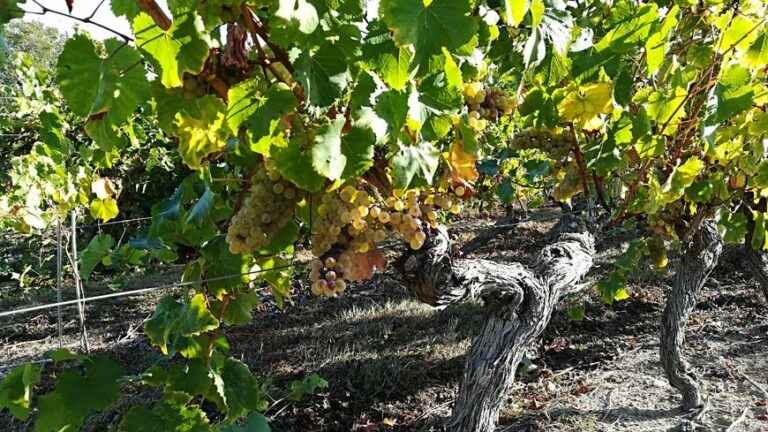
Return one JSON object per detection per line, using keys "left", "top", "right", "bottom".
{"left": 397, "top": 216, "right": 595, "bottom": 432}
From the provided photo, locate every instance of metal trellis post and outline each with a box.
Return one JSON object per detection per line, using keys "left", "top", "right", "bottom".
{"left": 70, "top": 212, "right": 90, "bottom": 354}
{"left": 56, "top": 218, "right": 63, "bottom": 348}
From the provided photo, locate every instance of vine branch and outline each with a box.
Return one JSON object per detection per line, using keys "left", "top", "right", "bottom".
{"left": 27, "top": 0, "right": 134, "bottom": 41}
{"left": 137, "top": 0, "right": 172, "bottom": 30}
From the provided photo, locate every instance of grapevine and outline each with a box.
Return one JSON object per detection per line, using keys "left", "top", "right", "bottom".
{"left": 1, "top": 0, "right": 767, "bottom": 431}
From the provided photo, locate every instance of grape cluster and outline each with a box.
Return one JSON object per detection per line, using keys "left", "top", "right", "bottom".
{"left": 463, "top": 82, "right": 516, "bottom": 125}
{"left": 226, "top": 159, "right": 299, "bottom": 254}
{"left": 511, "top": 129, "right": 571, "bottom": 160}
{"left": 311, "top": 185, "right": 388, "bottom": 257}
{"left": 309, "top": 256, "right": 347, "bottom": 296}
{"left": 385, "top": 187, "right": 467, "bottom": 249}
{"left": 307, "top": 183, "right": 468, "bottom": 297}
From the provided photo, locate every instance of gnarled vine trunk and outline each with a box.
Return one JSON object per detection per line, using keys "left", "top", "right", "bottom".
{"left": 660, "top": 221, "right": 723, "bottom": 411}
{"left": 396, "top": 217, "right": 595, "bottom": 432}
{"left": 745, "top": 246, "right": 768, "bottom": 305}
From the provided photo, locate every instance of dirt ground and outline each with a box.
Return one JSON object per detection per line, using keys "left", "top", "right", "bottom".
{"left": 1, "top": 210, "right": 767, "bottom": 431}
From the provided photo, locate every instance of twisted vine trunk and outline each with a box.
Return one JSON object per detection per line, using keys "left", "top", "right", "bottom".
{"left": 660, "top": 221, "right": 723, "bottom": 411}
{"left": 397, "top": 218, "right": 594, "bottom": 432}
{"left": 745, "top": 247, "right": 768, "bottom": 304}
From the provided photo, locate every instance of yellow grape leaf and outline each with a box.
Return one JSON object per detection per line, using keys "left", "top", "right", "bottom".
{"left": 90, "top": 198, "right": 119, "bottom": 222}
{"left": 613, "top": 287, "right": 631, "bottom": 301}
{"left": 175, "top": 95, "right": 230, "bottom": 170}
{"left": 447, "top": 139, "right": 479, "bottom": 184}
{"left": 91, "top": 177, "right": 117, "bottom": 200}
{"left": 559, "top": 82, "right": 614, "bottom": 130}
{"left": 553, "top": 161, "right": 583, "bottom": 202}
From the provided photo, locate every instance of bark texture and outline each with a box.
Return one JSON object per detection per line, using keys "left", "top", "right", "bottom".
{"left": 397, "top": 216, "right": 594, "bottom": 432}
{"left": 660, "top": 221, "right": 723, "bottom": 411}
{"left": 446, "top": 231, "right": 594, "bottom": 432}
{"left": 745, "top": 246, "right": 768, "bottom": 304}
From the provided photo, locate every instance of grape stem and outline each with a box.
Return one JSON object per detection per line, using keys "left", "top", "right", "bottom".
{"left": 567, "top": 123, "right": 592, "bottom": 203}
{"left": 137, "top": 0, "right": 173, "bottom": 31}
{"left": 241, "top": 6, "right": 295, "bottom": 74}
{"left": 204, "top": 294, "right": 232, "bottom": 367}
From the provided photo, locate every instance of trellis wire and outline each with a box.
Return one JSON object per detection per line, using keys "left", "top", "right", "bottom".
{"left": 0, "top": 208, "right": 581, "bottom": 321}
{"left": 0, "top": 262, "right": 305, "bottom": 319}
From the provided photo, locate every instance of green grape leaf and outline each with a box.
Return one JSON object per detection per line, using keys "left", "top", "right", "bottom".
{"left": 311, "top": 118, "right": 347, "bottom": 180}
{"left": 175, "top": 95, "right": 230, "bottom": 170}
{"left": 256, "top": 256, "right": 293, "bottom": 308}
{"left": 144, "top": 294, "right": 220, "bottom": 356}
{"left": 597, "top": 272, "right": 624, "bottom": 304}
{"left": 645, "top": 86, "right": 687, "bottom": 135}
{"left": 243, "top": 83, "right": 297, "bottom": 155}
{"left": 341, "top": 125, "right": 375, "bottom": 180}
{"left": 111, "top": 0, "right": 142, "bottom": 19}
{"left": 80, "top": 234, "right": 115, "bottom": 280}
{"left": 566, "top": 305, "right": 586, "bottom": 321}
{"left": 0, "top": 363, "right": 42, "bottom": 420}
{"left": 645, "top": 5, "right": 679, "bottom": 75}
{"left": 361, "top": 21, "right": 410, "bottom": 91}
{"left": 132, "top": 12, "right": 211, "bottom": 88}
{"left": 685, "top": 180, "right": 714, "bottom": 203}
{"left": 219, "top": 413, "right": 271, "bottom": 432}
{"left": 220, "top": 291, "right": 260, "bottom": 326}
{"left": 594, "top": 3, "right": 657, "bottom": 54}
{"left": 145, "top": 297, "right": 186, "bottom": 355}
{"left": 751, "top": 212, "right": 768, "bottom": 251}
{"left": 744, "top": 31, "right": 768, "bottom": 69}
{"left": 218, "top": 358, "right": 267, "bottom": 420}
{"left": 227, "top": 78, "right": 265, "bottom": 133}
{"left": 35, "top": 357, "right": 124, "bottom": 432}
{"left": 288, "top": 373, "right": 328, "bottom": 401}
{"left": 392, "top": 141, "right": 440, "bottom": 189}
{"left": 717, "top": 13, "right": 758, "bottom": 53}
{"left": 559, "top": 81, "right": 613, "bottom": 130}
{"left": 717, "top": 210, "right": 748, "bottom": 244}
{"left": 419, "top": 72, "right": 463, "bottom": 112}
{"left": 160, "top": 360, "right": 214, "bottom": 397}
{"left": 378, "top": 46, "right": 412, "bottom": 91}
{"left": 0, "top": 0, "right": 23, "bottom": 24}
{"left": 349, "top": 70, "right": 377, "bottom": 111}
{"left": 374, "top": 89, "right": 408, "bottom": 137}
{"left": 57, "top": 35, "right": 150, "bottom": 125}
{"left": 497, "top": 178, "right": 515, "bottom": 204}
{"left": 379, "top": 0, "right": 477, "bottom": 70}
{"left": 185, "top": 186, "right": 216, "bottom": 226}
{"left": 662, "top": 157, "right": 704, "bottom": 201}
{"left": 48, "top": 348, "right": 85, "bottom": 362}
{"left": 84, "top": 118, "right": 128, "bottom": 154}
{"left": 503, "top": 0, "right": 529, "bottom": 27}
{"left": 271, "top": 137, "right": 326, "bottom": 192}
{"left": 118, "top": 394, "right": 213, "bottom": 432}
{"left": 202, "top": 236, "right": 252, "bottom": 299}
{"left": 295, "top": 43, "right": 349, "bottom": 107}
{"left": 715, "top": 66, "right": 754, "bottom": 123}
